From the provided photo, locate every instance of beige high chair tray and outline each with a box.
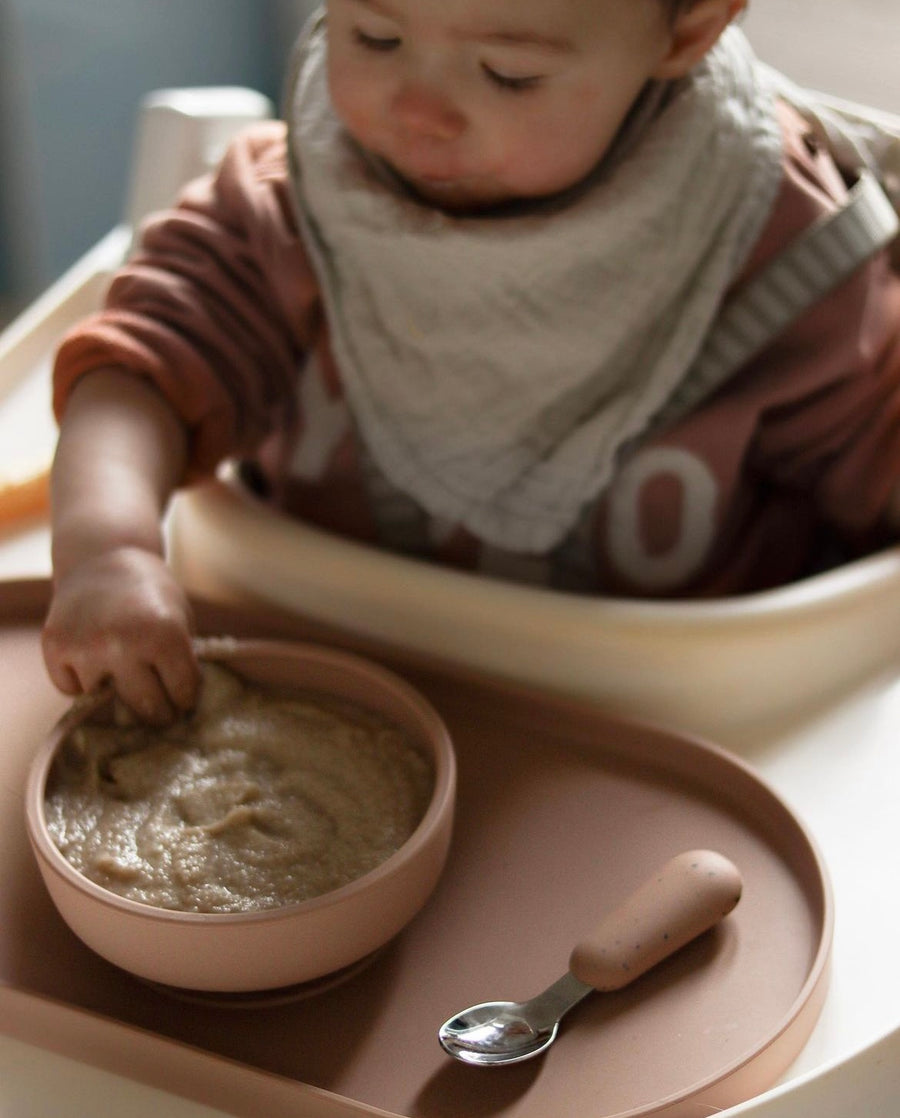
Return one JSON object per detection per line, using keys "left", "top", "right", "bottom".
{"left": 0, "top": 581, "right": 831, "bottom": 1118}
{"left": 171, "top": 474, "right": 900, "bottom": 740}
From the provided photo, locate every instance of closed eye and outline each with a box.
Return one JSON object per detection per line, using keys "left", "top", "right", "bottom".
{"left": 353, "top": 28, "right": 401, "bottom": 51}
{"left": 482, "top": 65, "right": 544, "bottom": 92}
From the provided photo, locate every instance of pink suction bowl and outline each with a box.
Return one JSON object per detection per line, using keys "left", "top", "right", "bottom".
{"left": 25, "top": 640, "right": 456, "bottom": 993}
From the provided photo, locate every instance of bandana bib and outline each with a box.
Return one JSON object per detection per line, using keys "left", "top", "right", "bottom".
{"left": 285, "top": 18, "right": 783, "bottom": 552}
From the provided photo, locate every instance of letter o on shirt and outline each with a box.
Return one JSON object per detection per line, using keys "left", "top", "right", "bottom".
{"left": 606, "top": 446, "right": 718, "bottom": 591}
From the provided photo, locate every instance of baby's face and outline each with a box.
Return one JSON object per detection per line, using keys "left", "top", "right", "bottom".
{"left": 326, "top": 0, "right": 677, "bottom": 211}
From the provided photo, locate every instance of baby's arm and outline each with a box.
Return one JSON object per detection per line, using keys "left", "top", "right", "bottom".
{"left": 43, "top": 122, "right": 316, "bottom": 721}
{"left": 42, "top": 367, "right": 201, "bottom": 723}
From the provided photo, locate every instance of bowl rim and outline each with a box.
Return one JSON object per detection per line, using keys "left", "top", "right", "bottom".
{"left": 25, "top": 638, "right": 456, "bottom": 926}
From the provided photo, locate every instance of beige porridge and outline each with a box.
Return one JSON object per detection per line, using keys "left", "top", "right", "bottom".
{"left": 44, "top": 662, "right": 434, "bottom": 914}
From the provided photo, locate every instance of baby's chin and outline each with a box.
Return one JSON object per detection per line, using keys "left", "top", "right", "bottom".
{"left": 401, "top": 174, "right": 515, "bottom": 214}
{"left": 393, "top": 161, "right": 597, "bottom": 216}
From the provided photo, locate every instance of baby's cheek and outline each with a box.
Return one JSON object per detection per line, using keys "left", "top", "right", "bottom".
{"left": 326, "top": 61, "right": 373, "bottom": 139}
{"left": 501, "top": 125, "right": 605, "bottom": 198}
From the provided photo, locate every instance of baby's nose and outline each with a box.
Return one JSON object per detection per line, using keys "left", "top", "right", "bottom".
{"left": 392, "top": 82, "right": 466, "bottom": 141}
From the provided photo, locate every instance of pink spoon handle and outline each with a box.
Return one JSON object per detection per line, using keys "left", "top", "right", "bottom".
{"left": 569, "top": 850, "right": 742, "bottom": 992}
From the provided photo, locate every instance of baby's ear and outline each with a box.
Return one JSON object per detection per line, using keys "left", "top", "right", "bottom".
{"left": 653, "top": 0, "right": 747, "bottom": 80}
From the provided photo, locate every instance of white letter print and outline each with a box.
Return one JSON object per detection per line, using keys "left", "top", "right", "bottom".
{"left": 606, "top": 446, "right": 718, "bottom": 591}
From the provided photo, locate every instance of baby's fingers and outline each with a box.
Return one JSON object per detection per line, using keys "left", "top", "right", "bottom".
{"left": 110, "top": 662, "right": 180, "bottom": 725}
{"left": 43, "top": 626, "right": 200, "bottom": 724}
{"left": 108, "top": 626, "right": 201, "bottom": 723}
{"left": 155, "top": 637, "right": 203, "bottom": 715}
{"left": 41, "top": 626, "right": 112, "bottom": 698}
{"left": 42, "top": 654, "right": 84, "bottom": 699}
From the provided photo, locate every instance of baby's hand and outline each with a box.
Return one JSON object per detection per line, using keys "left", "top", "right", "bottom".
{"left": 42, "top": 547, "right": 201, "bottom": 724}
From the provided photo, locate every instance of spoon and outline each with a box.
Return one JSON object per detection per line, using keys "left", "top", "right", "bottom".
{"left": 439, "top": 849, "right": 742, "bottom": 1067}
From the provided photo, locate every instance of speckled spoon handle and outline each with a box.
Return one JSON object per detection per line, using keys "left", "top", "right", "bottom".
{"left": 568, "top": 849, "right": 743, "bottom": 992}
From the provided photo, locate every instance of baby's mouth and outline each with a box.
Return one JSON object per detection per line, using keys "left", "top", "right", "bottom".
{"left": 375, "top": 152, "right": 511, "bottom": 213}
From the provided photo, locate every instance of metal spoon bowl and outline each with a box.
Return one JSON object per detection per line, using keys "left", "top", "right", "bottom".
{"left": 439, "top": 849, "right": 742, "bottom": 1067}
{"left": 440, "top": 971, "right": 592, "bottom": 1066}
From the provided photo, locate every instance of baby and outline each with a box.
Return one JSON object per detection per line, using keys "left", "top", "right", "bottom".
{"left": 42, "top": 0, "right": 900, "bottom": 722}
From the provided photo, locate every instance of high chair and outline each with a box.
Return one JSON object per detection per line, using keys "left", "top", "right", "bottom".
{"left": 0, "top": 84, "right": 898, "bottom": 1118}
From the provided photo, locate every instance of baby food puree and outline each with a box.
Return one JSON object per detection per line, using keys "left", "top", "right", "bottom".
{"left": 44, "top": 662, "right": 434, "bottom": 914}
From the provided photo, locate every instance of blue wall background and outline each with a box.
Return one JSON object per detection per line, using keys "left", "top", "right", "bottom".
{"left": 1, "top": 0, "right": 315, "bottom": 300}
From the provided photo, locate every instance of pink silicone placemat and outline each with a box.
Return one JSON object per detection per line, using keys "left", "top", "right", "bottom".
{"left": 0, "top": 580, "right": 831, "bottom": 1118}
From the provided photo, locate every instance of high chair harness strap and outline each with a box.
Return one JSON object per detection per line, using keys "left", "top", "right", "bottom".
{"left": 547, "top": 168, "right": 900, "bottom": 589}
{"left": 654, "top": 168, "right": 900, "bottom": 431}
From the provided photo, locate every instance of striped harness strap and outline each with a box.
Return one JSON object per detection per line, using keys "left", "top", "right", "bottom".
{"left": 656, "top": 168, "right": 900, "bottom": 430}
{"left": 550, "top": 169, "right": 900, "bottom": 589}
